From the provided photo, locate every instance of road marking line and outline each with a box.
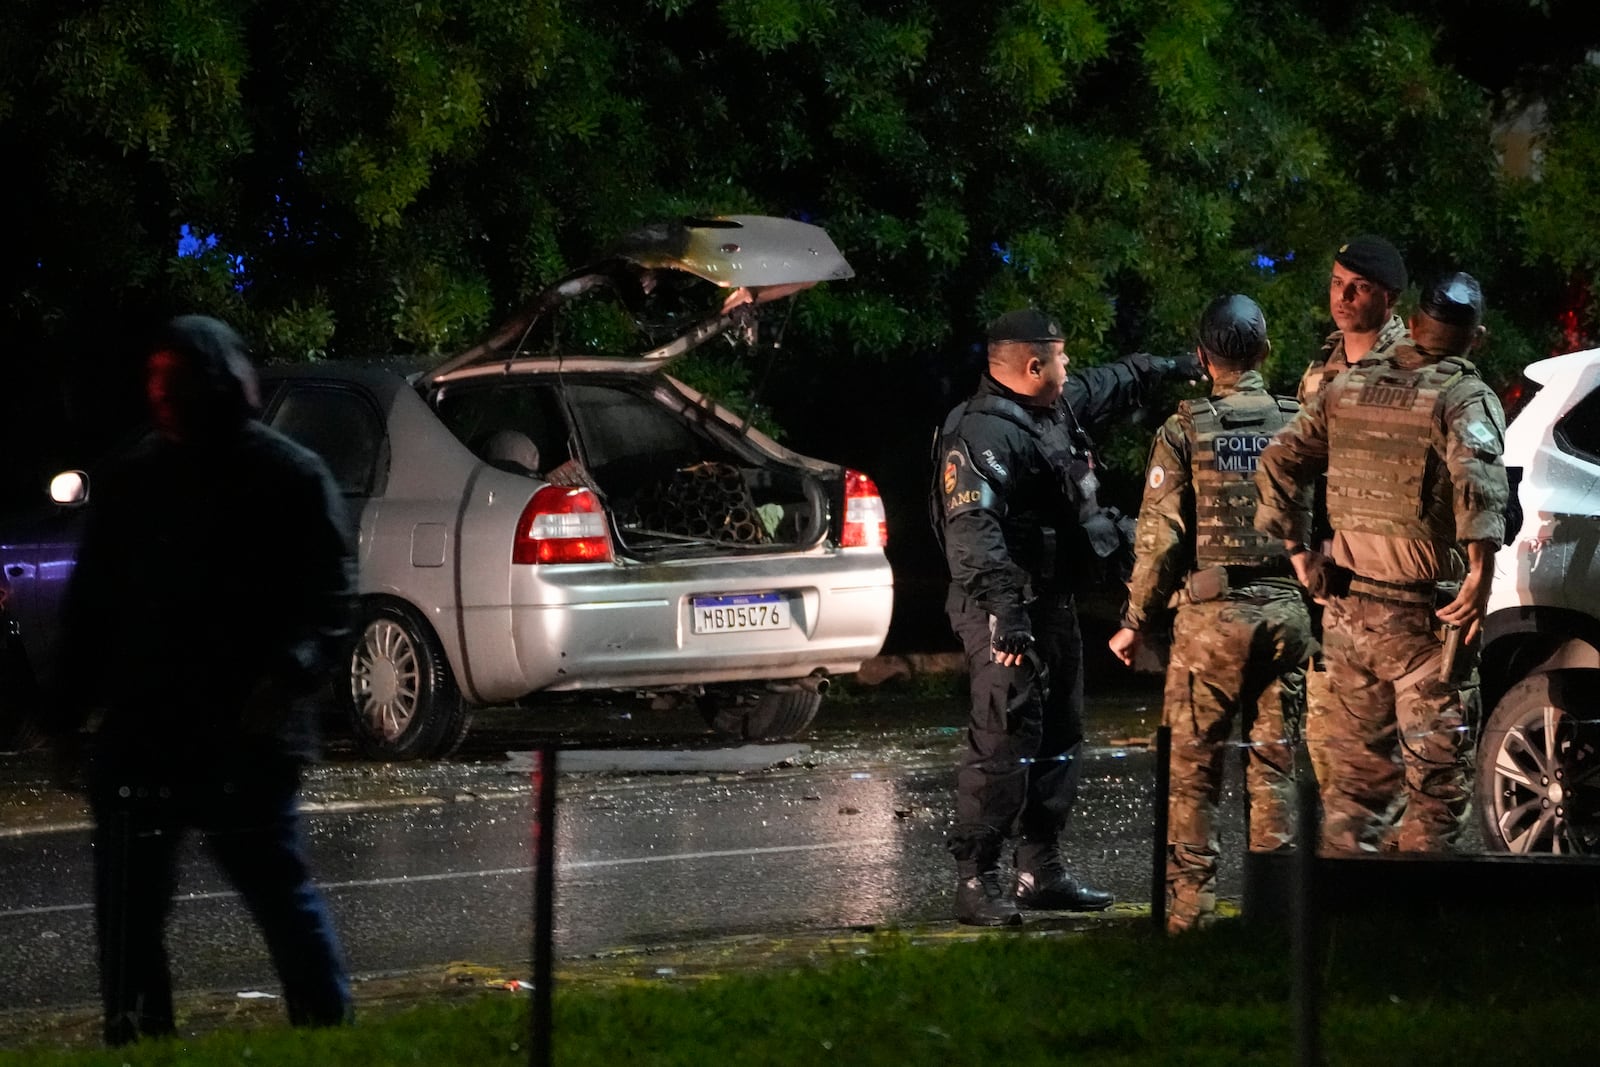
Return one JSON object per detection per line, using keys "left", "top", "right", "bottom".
{"left": 0, "top": 838, "right": 900, "bottom": 920}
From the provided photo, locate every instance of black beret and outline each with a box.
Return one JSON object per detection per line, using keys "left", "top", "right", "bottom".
{"left": 1334, "top": 234, "right": 1408, "bottom": 294}
{"left": 1418, "top": 271, "right": 1484, "bottom": 329}
{"left": 987, "top": 308, "right": 1064, "bottom": 344}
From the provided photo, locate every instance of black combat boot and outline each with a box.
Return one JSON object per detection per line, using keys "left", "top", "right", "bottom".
{"left": 955, "top": 865, "right": 1023, "bottom": 927}
{"left": 1013, "top": 843, "right": 1114, "bottom": 912}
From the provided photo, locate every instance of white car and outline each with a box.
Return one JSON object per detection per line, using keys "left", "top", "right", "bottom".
{"left": 1478, "top": 346, "right": 1600, "bottom": 852}
{"left": 0, "top": 216, "right": 895, "bottom": 760}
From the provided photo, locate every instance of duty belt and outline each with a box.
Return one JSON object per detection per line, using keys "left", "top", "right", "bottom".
{"left": 1222, "top": 563, "right": 1294, "bottom": 586}
{"left": 1170, "top": 562, "right": 1296, "bottom": 607}
{"left": 1347, "top": 574, "right": 1436, "bottom": 607}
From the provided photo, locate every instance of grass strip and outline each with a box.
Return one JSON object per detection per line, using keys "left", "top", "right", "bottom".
{"left": 2, "top": 908, "right": 1594, "bottom": 1066}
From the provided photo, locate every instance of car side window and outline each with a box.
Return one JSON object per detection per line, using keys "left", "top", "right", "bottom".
{"left": 268, "top": 385, "right": 386, "bottom": 496}
{"left": 433, "top": 383, "right": 573, "bottom": 476}
{"left": 565, "top": 383, "right": 709, "bottom": 476}
{"left": 1553, "top": 386, "right": 1600, "bottom": 464}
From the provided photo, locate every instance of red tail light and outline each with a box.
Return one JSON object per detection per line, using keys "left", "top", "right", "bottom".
{"left": 513, "top": 486, "right": 615, "bottom": 564}
{"left": 841, "top": 468, "right": 888, "bottom": 548}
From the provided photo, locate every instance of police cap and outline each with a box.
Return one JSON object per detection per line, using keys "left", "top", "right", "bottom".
{"left": 1334, "top": 234, "right": 1408, "bottom": 294}
{"left": 986, "top": 308, "right": 1064, "bottom": 344}
{"left": 1417, "top": 271, "right": 1485, "bottom": 330}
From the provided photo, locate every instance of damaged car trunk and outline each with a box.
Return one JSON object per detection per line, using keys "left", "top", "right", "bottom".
{"left": 430, "top": 371, "right": 840, "bottom": 560}
{"left": 421, "top": 214, "right": 859, "bottom": 563}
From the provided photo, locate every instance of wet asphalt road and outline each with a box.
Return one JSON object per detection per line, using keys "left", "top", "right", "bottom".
{"left": 0, "top": 683, "right": 1244, "bottom": 1020}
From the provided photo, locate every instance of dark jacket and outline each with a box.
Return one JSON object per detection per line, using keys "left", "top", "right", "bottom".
{"left": 55, "top": 321, "right": 354, "bottom": 765}
{"left": 935, "top": 353, "right": 1176, "bottom": 619}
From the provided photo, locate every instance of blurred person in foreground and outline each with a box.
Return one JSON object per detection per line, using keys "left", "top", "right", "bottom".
{"left": 1255, "top": 274, "right": 1507, "bottom": 852}
{"left": 933, "top": 308, "right": 1202, "bottom": 925}
{"left": 1109, "top": 294, "right": 1312, "bottom": 932}
{"left": 48, "top": 314, "right": 356, "bottom": 1045}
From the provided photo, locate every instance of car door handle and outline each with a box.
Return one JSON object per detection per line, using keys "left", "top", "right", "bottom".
{"left": 4, "top": 565, "right": 24, "bottom": 577}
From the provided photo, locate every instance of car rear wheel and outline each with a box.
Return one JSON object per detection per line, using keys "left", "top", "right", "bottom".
{"left": 699, "top": 685, "right": 823, "bottom": 741}
{"left": 348, "top": 602, "right": 472, "bottom": 760}
{"left": 1476, "top": 668, "right": 1600, "bottom": 854}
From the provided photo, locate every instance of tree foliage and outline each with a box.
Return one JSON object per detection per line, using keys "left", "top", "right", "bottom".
{"left": 2, "top": 1, "right": 1597, "bottom": 481}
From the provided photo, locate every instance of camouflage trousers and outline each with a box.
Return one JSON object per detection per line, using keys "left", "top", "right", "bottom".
{"left": 1164, "top": 588, "right": 1312, "bottom": 933}
{"left": 1310, "top": 595, "right": 1475, "bottom": 853}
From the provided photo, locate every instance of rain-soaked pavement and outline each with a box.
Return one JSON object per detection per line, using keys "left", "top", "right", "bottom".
{"left": 0, "top": 678, "right": 1260, "bottom": 1034}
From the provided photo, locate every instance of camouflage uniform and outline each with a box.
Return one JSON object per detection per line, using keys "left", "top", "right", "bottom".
{"left": 1296, "top": 313, "right": 1410, "bottom": 404}
{"left": 1121, "top": 369, "right": 1313, "bottom": 930}
{"left": 1295, "top": 312, "right": 1410, "bottom": 801}
{"left": 1256, "top": 344, "right": 1508, "bottom": 852}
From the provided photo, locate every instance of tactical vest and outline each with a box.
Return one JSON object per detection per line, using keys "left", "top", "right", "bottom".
{"left": 1325, "top": 357, "right": 1472, "bottom": 539}
{"left": 931, "top": 393, "right": 1115, "bottom": 585}
{"left": 1300, "top": 316, "right": 1409, "bottom": 402}
{"left": 1185, "top": 391, "right": 1297, "bottom": 567}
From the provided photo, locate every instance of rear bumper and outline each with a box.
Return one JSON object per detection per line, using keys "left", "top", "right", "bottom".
{"left": 461, "top": 552, "right": 894, "bottom": 701}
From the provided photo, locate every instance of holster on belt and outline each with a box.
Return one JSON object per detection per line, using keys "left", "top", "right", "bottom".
{"left": 1172, "top": 564, "right": 1293, "bottom": 607}
{"left": 1304, "top": 556, "right": 1354, "bottom": 601}
{"left": 1183, "top": 565, "right": 1229, "bottom": 604}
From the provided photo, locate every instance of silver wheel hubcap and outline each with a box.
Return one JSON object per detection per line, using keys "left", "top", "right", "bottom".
{"left": 1491, "top": 701, "right": 1599, "bottom": 854}
{"left": 352, "top": 619, "right": 421, "bottom": 743}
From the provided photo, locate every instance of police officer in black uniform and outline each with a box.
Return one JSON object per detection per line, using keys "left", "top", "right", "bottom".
{"left": 935, "top": 308, "right": 1200, "bottom": 925}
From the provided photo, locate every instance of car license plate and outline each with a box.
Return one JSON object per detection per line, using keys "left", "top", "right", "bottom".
{"left": 691, "top": 592, "right": 790, "bottom": 634}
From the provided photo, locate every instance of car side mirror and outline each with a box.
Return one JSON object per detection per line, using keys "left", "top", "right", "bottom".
{"left": 49, "top": 470, "right": 89, "bottom": 507}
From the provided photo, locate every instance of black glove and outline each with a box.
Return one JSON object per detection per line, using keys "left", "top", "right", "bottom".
{"left": 1126, "top": 351, "right": 1205, "bottom": 384}
{"left": 989, "top": 610, "right": 1035, "bottom": 658}
{"left": 1166, "top": 352, "right": 1206, "bottom": 382}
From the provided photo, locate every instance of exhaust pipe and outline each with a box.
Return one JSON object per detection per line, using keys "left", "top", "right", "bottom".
{"left": 770, "top": 670, "right": 830, "bottom": 696}
{"left": 799, "top": 671, "right": 831, "bottom": 695}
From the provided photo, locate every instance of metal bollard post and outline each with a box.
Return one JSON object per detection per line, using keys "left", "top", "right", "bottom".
{"left": 530, "top": 746, "right": 557, "bottom": 1067}
{"left": 1151, "top": 725, "right": 1171, "bottom": 934}
{"left": 1291, "top": 744, "right": 1321, "bottom": 1067}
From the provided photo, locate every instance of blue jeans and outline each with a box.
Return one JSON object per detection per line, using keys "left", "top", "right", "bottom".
{"left": 90, "top": 753, "right": 351, "bottom": 1045}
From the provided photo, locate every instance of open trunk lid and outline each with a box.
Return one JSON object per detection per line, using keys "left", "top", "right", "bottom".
{"left": 421, "top": 215, "right": 852, "bottom": 385}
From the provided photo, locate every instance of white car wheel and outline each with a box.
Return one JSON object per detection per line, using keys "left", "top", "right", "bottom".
{"left": 1476, "top": 669, "right": 1600, "bottom": 854}
{"left": 348, "top": 603, "right": 470, "bottom": 760}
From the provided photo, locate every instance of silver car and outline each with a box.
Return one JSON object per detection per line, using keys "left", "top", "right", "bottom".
{"left": 1, "top": 216, "right": 894, "bottom": 760}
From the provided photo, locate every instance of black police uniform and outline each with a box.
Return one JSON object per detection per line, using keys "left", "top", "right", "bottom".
{"left": 935, "top": 322, "right": 1187, "bottom": 921}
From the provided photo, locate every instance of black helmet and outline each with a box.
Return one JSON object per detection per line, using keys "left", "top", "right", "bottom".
{"left": 1418, "top": 272, "right": 1485, "bottom": 330}
{"left": 1198, "top": 294, "right": 1268, "bottom": 368}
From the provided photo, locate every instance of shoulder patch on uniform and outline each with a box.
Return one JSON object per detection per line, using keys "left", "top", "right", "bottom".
{"left": 1148, "top": 465, "right": 1165, "bottom": 490}
{"left": 978, "top": 448, "right": 1008, "bottom": 480}
{"left": 942, "top": 450, "right": 963, "bottom": 496}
